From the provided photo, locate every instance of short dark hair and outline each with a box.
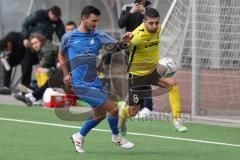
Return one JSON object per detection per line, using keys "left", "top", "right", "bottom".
{"left": 144, "top": 8, "right": 160, "bottom": 20}
{"left": 81, "top": 6, "right": 101, "bottom": 19}
{"left": 134, "top": 0, "right": 151, "bottom": 6}
{"left": 49, "top": 6, "right": 61, "bottom": 17}
{"left": 65, "top": 21, "right": 77, "bottom": 27}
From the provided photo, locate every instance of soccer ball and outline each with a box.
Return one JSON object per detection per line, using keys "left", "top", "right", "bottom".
{"left": 157, "top": 57, "right": 177, "bottom": 78}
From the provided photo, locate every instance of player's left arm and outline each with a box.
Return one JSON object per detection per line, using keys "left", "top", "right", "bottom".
{"left": 96, "top": 30, "right": 118, "bottom": 45}
{"left": 96, "top": 30, "right": 126, "bottom": 54}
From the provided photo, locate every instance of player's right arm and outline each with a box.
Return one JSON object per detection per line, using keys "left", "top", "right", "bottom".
{"left": 58, "top": 33, "right": 71, "bottom": 84}
{"left": 58, "top": 53, "right": 71, "bottom": 84}
{"left": 122, "top": 25, "right": 142, "bottom": 45}
{"left": 122, "top": 32, "right": 134, "bottom": 43}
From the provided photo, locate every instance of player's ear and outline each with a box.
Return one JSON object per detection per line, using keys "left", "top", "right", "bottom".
{"left": 82, "top": 17, "right": 86, "bottom": 22}
{"left": 143, "top": 18, "right": 146, "bottom": 23}
{"left": 81, "top": 16, "right": 87, "bottom": 22}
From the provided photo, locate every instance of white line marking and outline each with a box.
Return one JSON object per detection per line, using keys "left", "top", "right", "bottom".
{"left": 0, "top": 117, "right": 239, "bottom": 148}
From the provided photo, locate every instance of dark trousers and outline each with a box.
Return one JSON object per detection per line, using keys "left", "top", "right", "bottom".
{"left": 3, "top": 53, "right": 24, "bottom": 87}
{"left": 32, "top": 81, "right": 49, "bottom": 100}
{"left": 129, "top": 71, "right": 158, "bottom": 111}
{"left": 139, "top": 86, "right": 153, "bottom": 111}
{"left": 21, "top": 48, "right": 39, "bottom": 87}
{"left": 140, "top": 98, "right": 153, "bottom": 111}
{"left": 3, "top": 69, "right": 13, "bottom": 87}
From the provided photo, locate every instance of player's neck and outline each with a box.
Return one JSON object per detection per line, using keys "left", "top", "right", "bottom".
{"left": 78, "top": 24, "right": 88, "bottom": 33}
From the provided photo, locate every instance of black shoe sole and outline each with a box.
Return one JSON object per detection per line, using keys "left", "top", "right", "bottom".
{"left": 14, "top": 94, "right": 32, "bottom": 106}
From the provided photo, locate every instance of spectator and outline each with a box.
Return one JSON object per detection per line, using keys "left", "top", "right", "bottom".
{"left": 30, "top": 33, "right": 57, "bottom": 73}
{"left": 0, "top": 32, "right": 25, "bottom": 94}
{"left": 22, "top": 6, "right": 65, "bottom": 43}
{"left": 118, "top": 0, "right": 151, "bottom": 32}
{"left": 65, "top": 21, "right": 77, "bottom": 32}
{"left": 15, "top": 21, "right": 77, "bottom": 106}
{"left": 14, "top": 33, "right": 57, "bottom": 106}
{"left": 21, "top": 6, "right": 65, "bottom": 88}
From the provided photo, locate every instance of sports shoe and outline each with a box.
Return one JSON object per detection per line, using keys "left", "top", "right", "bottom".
{"left": 0, "top": 86, "right": 11, "bottom": 95}
{"left": 173, "top": 119, "right": 187, "bottom": 132}
{"left": 71, "top": 133, "right": 84, "bottom": 153}
{"left": 25, "top": 93, "right": 37, "bottom": 104}
{"left": 32, "top": 100, "right": 43, "bottom": 106}
{"left": 112, "top": 135, "right": 134, "bottom": 149}
{"left": 135, "top": 107, "right": 152, "bottom": 119}
{"left": 14, "top": 93, "right": 34, "bottom": 106}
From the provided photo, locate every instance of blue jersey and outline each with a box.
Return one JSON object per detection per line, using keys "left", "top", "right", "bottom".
{"left": 59, "top": 29, "right": 117, "bottom": 89}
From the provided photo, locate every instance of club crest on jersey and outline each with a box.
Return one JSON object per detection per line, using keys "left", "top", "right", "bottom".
{"left": 89, "top": 38, "right": 95, "bottom": 44}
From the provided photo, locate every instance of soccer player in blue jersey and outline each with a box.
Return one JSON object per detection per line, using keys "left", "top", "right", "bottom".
{"left": 58, "top": 6, "right": 134, "bottom": 153}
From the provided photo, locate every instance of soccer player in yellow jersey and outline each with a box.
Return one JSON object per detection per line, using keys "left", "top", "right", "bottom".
{"left": 118, "top": 8, "right": 187, "bottom": 136}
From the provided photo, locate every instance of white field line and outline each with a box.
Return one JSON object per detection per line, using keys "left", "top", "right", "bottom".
{"left": 0, "top": 117, "right": 239, "bottom": 148}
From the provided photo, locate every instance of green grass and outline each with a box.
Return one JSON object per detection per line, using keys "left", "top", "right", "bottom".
{"left": 0, "top": 104, "right": 240, "bottom": 160}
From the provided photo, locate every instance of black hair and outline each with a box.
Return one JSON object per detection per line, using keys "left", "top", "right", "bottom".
{"left": 65, "top": 21, "right": 77, "bottom": 28}
{"left": 134, "top": 0, "right": 151, "bottom": 6}
{"left": 81, "top": 6, "right": 101, "bottom": 19}
{"left": 49, "top": 6, "right": 61, "bottom": 17}
{"left": 144, "top": 8, "right": 160, "bottom": 20}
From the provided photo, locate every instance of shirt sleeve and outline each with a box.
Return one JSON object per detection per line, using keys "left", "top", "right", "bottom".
{"left": 21, "top": 13, "right": 38, "bottom": 39}
{"left": 59, "top": 33, "right": 70, "bottom": 54}
{"left": 96, "top": 30, "right": 118, "bottom": 45}
{"left": 55, "top": 19, "right": 66, "bottom": 40}
{"left": 118, "top": 10, "right": 131, "bottom": 29}
{"left": 130, "top": 29, "right": 142, "bottom": 45}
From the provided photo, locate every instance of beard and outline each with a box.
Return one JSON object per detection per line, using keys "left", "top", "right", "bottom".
{"left": 85, "top": 23, "right": 95, "bottom": 32}
{"left": 148, "top": 30, "right": 157, "bottom": 33}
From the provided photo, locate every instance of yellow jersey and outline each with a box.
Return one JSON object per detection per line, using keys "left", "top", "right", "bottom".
{"left": 127, "top": 23, "right": 160, "bottom": 76}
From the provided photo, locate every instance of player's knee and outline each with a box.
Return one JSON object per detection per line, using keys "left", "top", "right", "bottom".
{"left": 109, "top": 107, "right": 119, "bottom": 117}
{"left": 93, "top": 113, "right": 106, "bottom": 121}
{"left": 165, "top": 78, "right": 177, "bottom": 89}
{"left": 170, "top": 78, "right": 177, "bottom": 86}
{"left": 129, "top": 105, "right": 140, "bottom": 117}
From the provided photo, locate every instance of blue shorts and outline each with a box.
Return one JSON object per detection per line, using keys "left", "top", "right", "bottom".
{"left": 73, "top": 86, "right": 108, "bottom": 108}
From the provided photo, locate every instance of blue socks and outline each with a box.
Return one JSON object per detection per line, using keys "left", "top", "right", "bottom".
{"left": 79, "top": 115, "right": 119, "bottom": 137}
{"left": 107, "top": 115, "right": 119, "bottom": 135}
{"left": 80, "top": 117, "right": 101, "bottom": 136}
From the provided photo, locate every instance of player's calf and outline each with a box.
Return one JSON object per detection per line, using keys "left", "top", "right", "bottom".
{"left": 118, "top": 105, "right": 139, "bottom": 136}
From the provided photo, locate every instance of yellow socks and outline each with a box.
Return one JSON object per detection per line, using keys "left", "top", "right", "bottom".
{"left": 118, "top": 105, "right": 130, "bottom": 126}
{"left": 168, "top": 84, "right": 181, "bottom": 121}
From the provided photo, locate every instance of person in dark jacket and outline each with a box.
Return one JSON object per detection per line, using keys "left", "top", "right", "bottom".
{"left": 14, "top": 33, "right": 57, "bottom": 105}
{"left": 22, "top": 6, "right": 65, "bottom": 43}
{"left": 118, "top": 0, "right": 151, "bottom": 32}
{"left": 118, "top": 0, "right": 153, "bottom": 118}
{"left": 15, "top": 21, "right": 77, "bottom": 106}
{"left": 0, "top": 32, "right": 25, "bottom": 94}
{"left": 21, "top": 6, "right": 65, "bottom": 88}
{"left": 30, "top": 33, "right": 57, "bottom": 71}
